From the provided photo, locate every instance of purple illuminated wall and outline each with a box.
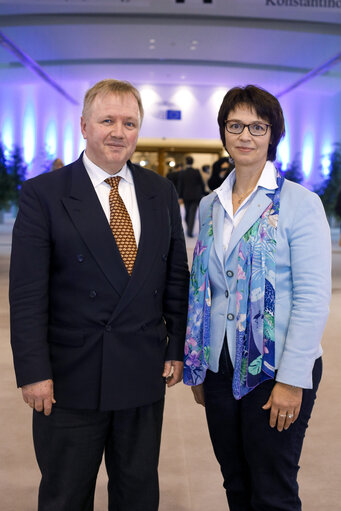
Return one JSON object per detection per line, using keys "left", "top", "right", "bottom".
{"left": 0, "top": 81, "right": 340, "bottom": 186}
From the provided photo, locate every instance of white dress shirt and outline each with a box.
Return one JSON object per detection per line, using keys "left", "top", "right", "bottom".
{"left": 83, "top": 152, "right": 141, "bottom": 245}
{"left": 215, "top": 161, "right": 278, "bottom": 253}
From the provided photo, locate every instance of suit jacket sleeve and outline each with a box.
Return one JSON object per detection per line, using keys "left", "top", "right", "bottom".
{"left": 9, "top": 179, "right": 53, "bottom": 387}
{"left": 163, "top": 181, "right": 189, "bottom": 361}
{"left": 276, "top": 191, "right": 331, "bottom": 388}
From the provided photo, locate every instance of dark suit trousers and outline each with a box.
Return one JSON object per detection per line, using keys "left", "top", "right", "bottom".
{"left": 203, "top": 340, "right": 322, "bottom": 511}
{"left": 184, "top": 200, "right": 199, "bottom": 237}
{"left": 33, "top": 398, "right": 164, "bottom": 511}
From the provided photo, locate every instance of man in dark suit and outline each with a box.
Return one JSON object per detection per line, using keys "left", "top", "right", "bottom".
{"left": 166, "top": 162, "right": 183, "bottom": 196}
{"left": 178, "top": 155, "right": 205, "bottom": 237}
{"left": 9, "top": 79, "right": 189, "bottom": 511}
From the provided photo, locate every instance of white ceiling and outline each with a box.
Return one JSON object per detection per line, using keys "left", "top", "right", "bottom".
{"left": 0, "top": 0, "right": 340, "bottom": 100}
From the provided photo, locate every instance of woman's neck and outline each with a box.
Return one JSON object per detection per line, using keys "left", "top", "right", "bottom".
{"left": 233, "top": 162, "right": 265, "bottom": 195}
{"left": 232, "top": 162, "right": 266, "bottom": 214}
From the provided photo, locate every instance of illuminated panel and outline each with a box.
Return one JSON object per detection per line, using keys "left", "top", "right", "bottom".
{"left": 321, "top": 143, "right": 332, "bottom": 177}
{"left": 277, "top": 126, "right": 290, "bottom": 172}
{"left": 302, "top": 133, "right": 314, "bottom": 178}
{"left": 78, "top": 135, "right": 86, "bottom": 156}
{"left": 2, "top": 117, "right": 13, "bottom": 156}
{"left": 209, "top": 88, "right": 227, "bottom": 111}
{"left": 22, "top": 100, "right": 36, "bottom": 164}
{"left": 45, "top": 119, "right": 57, "bottom": 158}
{"left": 140, "top": 86, "right": 160, "bottom": 109}
{"left": 63, "top": 123, "right": 73, "bottom": 165}
{"left": 172, "top": 86, "right": 195, "bottom": 109}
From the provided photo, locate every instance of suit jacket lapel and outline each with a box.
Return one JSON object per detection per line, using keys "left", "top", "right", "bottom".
{"left": 108, "top": 163, "right": 164, "bottom": 321}
{"left": 61, "top": 157, "right": 129, "bottom": 297}
{"left": 225, "top": 188, "right": 273, "bottom": 262}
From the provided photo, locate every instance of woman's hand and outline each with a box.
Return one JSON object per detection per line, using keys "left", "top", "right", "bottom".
{"left": 262, "top": 382, "right": 303, "bottom": 432}
{"left": 191, "top": 384, "right": 205, "bottom": 407}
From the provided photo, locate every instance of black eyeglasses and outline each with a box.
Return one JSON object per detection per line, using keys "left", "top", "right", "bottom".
{"left": 225, "top": 120, "right": 271, "bottom": 137}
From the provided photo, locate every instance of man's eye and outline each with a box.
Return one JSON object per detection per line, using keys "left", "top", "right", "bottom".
{"left": 125, "top": 122, "right": 136, "bottom": 128}
{"left": 103, "top": 119, "right": 112, "bottom": 124}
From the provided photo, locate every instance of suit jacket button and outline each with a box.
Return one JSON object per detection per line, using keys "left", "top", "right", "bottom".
{"left": 162, "top": 254, "right": 167, "bottom": 262}
{"left": 89, "top": 290, "right": 97, "bottom": 298}
{"left": 226, "top": 270, "right": 234, "bottom": 277}
{"left": 77, "top": 254, "right": 85, "bottom": 262}
{"left": 153, "top": 289, "right": 158, "bottom": 296}
{"left": 105, "top": 325, "right": 112, "bottom": 332}
{"left": 227, "top": 313, "right": 235, "bottom": 321}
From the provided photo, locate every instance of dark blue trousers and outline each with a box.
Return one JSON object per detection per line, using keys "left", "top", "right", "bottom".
{"left": 203, "top": 341, "right": 322, "bottom": 511}
{"left": 33, "top": 398, "right": 164, "bottom": 511}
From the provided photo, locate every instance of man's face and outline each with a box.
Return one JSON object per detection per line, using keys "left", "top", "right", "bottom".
{"left": 81, "top": 92, "right": 140, "bottom": 174}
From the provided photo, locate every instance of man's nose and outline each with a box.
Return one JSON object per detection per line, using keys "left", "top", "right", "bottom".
{"left": 109, "top": 122, "right": 124, "bottom": 137}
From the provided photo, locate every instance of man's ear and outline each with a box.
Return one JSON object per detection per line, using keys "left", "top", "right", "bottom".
{"left": 80, "top": 116, "right": 87, "bottom": 139}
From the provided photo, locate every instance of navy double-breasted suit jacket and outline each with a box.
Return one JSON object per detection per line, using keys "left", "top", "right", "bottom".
{"left": 9, "top": 155, "right": 189, "bottom": 411}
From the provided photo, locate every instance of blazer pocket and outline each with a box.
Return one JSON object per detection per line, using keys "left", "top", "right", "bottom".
{"left": 48, "top": 325, "right": 85, "bottom": 347}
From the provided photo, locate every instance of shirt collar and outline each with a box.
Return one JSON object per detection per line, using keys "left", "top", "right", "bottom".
{"left": 82, "top": 151, "right": 133, "bottom": 188}
{"left": 215, "top": 160, "right": 278, "bottom": 216}
{"left": 257, "top": 160, "right": 278, "bottom": 191}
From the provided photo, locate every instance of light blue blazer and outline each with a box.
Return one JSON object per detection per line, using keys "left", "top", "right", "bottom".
{"left": 199, "top": 178, "right": 331, "bottom": 389}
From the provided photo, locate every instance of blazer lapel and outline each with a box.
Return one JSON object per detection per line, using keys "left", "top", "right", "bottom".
{"left": 225, "top": 188, "right": 273, "bottom": 262}
{"left": 61, "top": 157, "right": 129, "bottom": 297}
{"left": 212, "top": 197, "right": 225, "bottom": 269}
{"left": 108, "top": 163, "right": 164, "bottom": 320}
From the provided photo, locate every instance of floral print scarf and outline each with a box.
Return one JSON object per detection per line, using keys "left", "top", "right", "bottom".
{"left": 184, "top": 173, "right": 284, "bottom": 399}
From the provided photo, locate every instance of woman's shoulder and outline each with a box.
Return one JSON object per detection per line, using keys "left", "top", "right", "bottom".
{"left": 282, "top": 178, "right": 322, "bottom": 205}
{"left": 200, "top": 191, "right": 217, "bottom": 206}
{"left": 281, "top": 178, "right": 326, "bottom": 220}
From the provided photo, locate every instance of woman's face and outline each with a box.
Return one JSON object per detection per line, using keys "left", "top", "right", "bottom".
{"left": 224, "top": 104, "right": 271, "bottom": 169}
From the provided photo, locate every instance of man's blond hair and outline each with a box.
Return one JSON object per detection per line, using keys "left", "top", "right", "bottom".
{"left": 82, "top": 79, "right": 144, "bottom": 124}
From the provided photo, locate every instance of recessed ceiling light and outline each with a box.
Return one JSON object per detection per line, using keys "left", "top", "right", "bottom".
{"left": 192, "top": 40, "right": 198, "bottom": 45}
{"left": 149, "top": 45, "right": 155, "bottom": 50}
{"left": 190, "top": 46, "right": 196, "bottom": 50}
{"left": 149, "top": 39, "right": 155, "bottom": 43}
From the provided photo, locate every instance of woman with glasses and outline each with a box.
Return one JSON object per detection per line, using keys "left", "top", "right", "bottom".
{"left": 184, "top": 85, "right": 331, "bottom": 510}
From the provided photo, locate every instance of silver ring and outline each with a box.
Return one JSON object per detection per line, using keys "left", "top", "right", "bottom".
{"left": 279, "top": 414, "right": 286, "bottom": 418}
{"left": 287, "top": 414, "right": 294, "bottom": 419}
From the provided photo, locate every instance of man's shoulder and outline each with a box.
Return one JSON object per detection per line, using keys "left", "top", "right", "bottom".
{"left": 22, "top": 159, "right": 80, "bottom": 195}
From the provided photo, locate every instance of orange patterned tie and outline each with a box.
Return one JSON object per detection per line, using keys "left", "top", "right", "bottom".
{"left": 105, "top": 176, "right": 137, "bottom": 275}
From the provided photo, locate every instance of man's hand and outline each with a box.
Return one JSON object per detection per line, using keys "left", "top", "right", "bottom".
{"left": 191, "top": 383, "right": 205, "bottom": 407}
{"left": 262, "top": 382, "right": 303, "bottom": 432}
{"left": 21, "top": 379, "right": 56, "bottom": 416}
{"left": 162, "top": 360, "right": 183, "bottom": 387}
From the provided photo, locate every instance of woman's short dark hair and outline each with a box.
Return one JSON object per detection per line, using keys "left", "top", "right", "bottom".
{"left": 217, "top": 85, "right": 285, "bottom": 161}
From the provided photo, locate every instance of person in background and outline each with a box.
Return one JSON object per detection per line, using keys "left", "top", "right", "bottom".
{"left": 184, "top": 84, "right": 331, "bottom": 511}
{"left": 178, "top": 155, "right": 205, "bottom": 237}
{"left": 201, "top": 164, "right": 211, "bottom": 195}
{"left": 166, "top": 162, "right": 183, "bottom": 196}
{"left": 50, "top": 158, "right": 64, "bottom": 171}
{"left": 207, "top": 156, "right": 233, "bottom": 191}
{"left": 10, "top": 79, "right": 189, "bottom": 511}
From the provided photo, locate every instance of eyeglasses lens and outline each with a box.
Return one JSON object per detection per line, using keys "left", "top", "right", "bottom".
{"left": 225, "top": 121, "right": 268, "bottom": 136}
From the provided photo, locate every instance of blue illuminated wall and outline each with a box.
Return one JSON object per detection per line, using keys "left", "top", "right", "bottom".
{"left": 278, "top": 91, "right": 341, "bottom": 187}
{"left": 0, "top": 81, "right": 86, "bottom": 178}
{"left": 0, "top": 81, "right": 340, "bottom": 185}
